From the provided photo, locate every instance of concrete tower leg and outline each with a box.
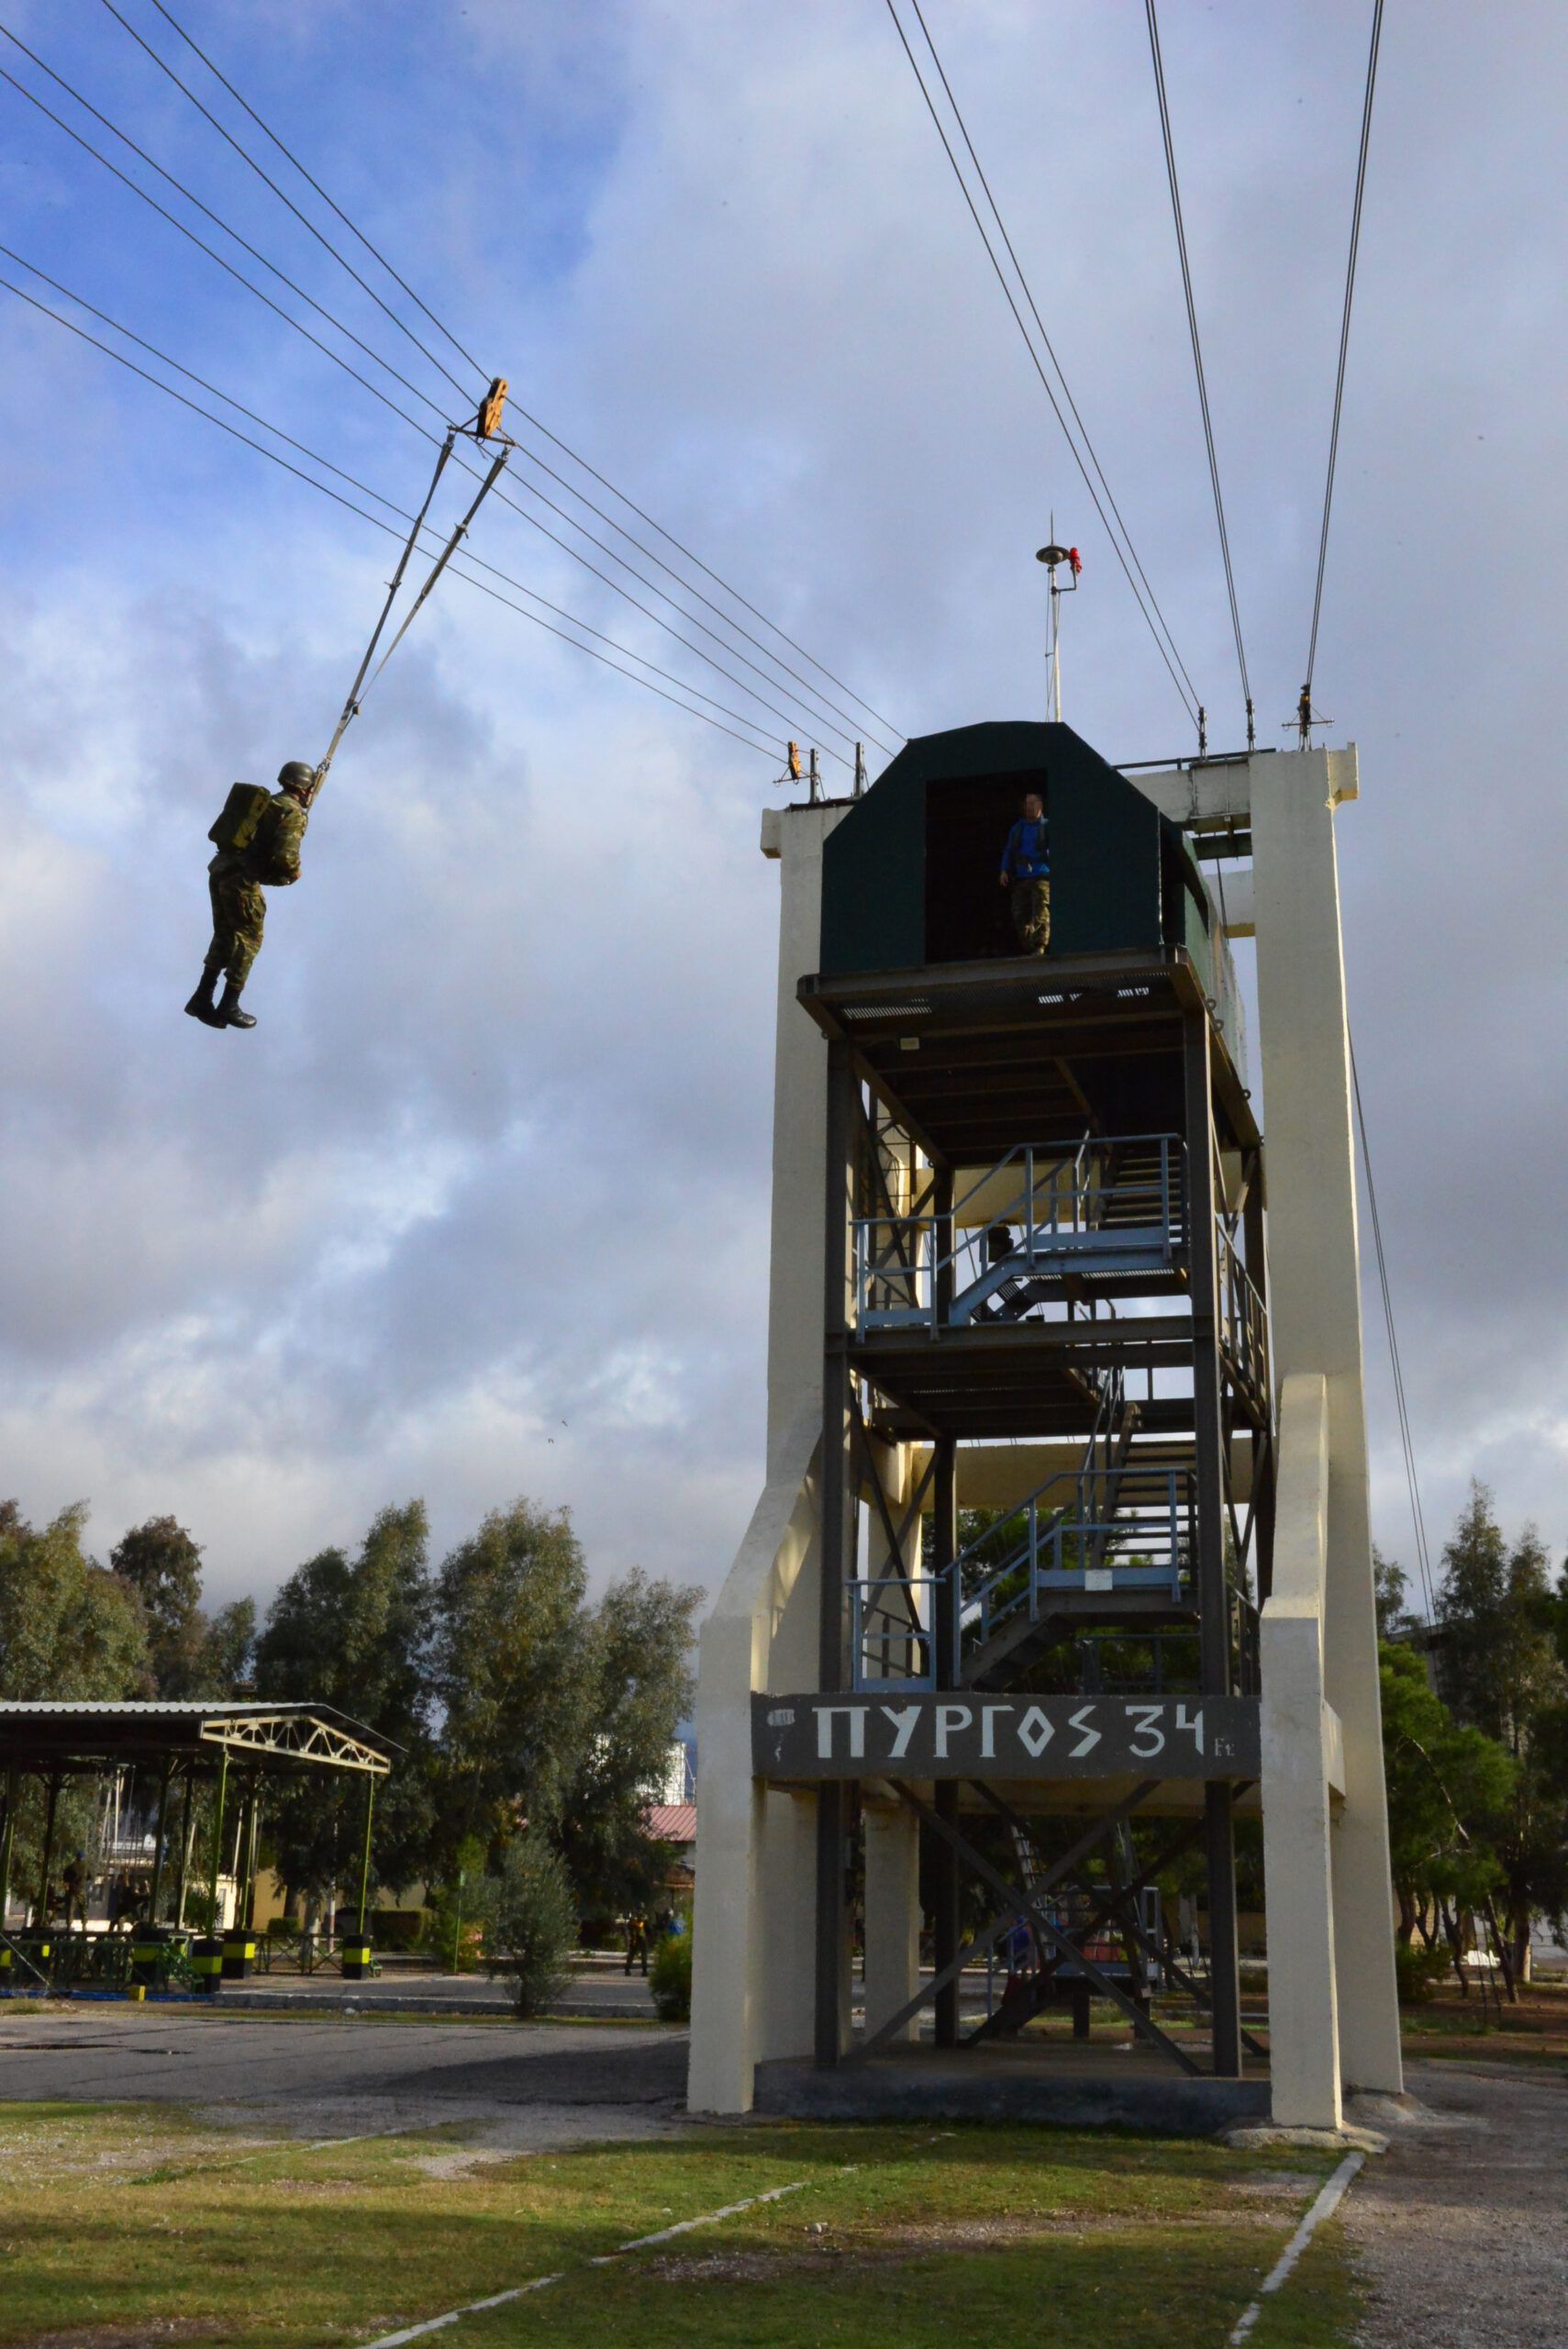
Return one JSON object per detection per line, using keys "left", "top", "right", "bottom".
{"left": 1251, "top": 746, "right": 1402, "bottom": 2099}
{"left": 862, "top": 1798, "right": 921, "bottom": 2042}
{"left": 688, "top": 803, "right": 851, "bottom": 2116}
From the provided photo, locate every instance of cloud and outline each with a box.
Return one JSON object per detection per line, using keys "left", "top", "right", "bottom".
{"left": 0, "top": 0, "right": 1562, "bottom": 1619}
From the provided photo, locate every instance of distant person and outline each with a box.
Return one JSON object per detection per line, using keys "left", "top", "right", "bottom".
{"left": 998, "top": 789, "right": 1050, "bottom": 954}
{"left": 625, "top": 1913, "right": 649, "bottom": 1976}
{"left": 186, "top": 760, "right": 314, "bottom": 1030}
{"left": 61, "top": 1852, "right": 86, "bottom": 1932}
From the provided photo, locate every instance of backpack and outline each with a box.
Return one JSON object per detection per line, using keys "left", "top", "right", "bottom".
{"left": 208, "top": 782, "right": 273, "bottom": 853}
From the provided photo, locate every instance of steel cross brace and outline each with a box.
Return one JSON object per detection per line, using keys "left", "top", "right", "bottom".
{"left": 893, "top": 1782, "right": 1201, "bottom": 2076}
{"left": 978, "top": 1781, "right": 1268, "bottom": 2063}
{"left": 849, "top": 1777, "right": 1160, "bottom": 2064}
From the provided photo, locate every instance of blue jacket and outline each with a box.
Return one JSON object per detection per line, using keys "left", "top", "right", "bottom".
{"left": 1000, "top": 815, "right": 1049, "bottom": 881}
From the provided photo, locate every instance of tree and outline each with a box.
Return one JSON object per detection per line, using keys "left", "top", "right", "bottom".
{"left": 431, "top": 1499, "right": 596, "bottom": 1860}
{"left": 0, "top": 1500, "right": 149, "bottom": 1701}
{"left": 0, "top": 1499, "right": 150, "bottom": 1916}
{"left": 556, "top": 1568, "right": 702, "bottom": 1915}
{"left": 108, "top": 1517, "right": 253, "bottom": 1698}
{"left": 253, "top": 1501, "right": 434, "bottom": 1912}
{"left": 1379, "top": 1639, "right": 1513, "bottom": 1986}
{"left": 1373, "top": 1546, "right": 1419, "bottom": 1642}
{"left": 487, "top": 1834, "right": 576, "bottom": 2016}
{"left": 1432, "top": 1484, "right": 1568, "bottom": 1983}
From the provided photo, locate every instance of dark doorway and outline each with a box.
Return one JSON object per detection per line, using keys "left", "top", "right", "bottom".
{"left": 924, "top": 769, "right": 1047, "bottom": 964}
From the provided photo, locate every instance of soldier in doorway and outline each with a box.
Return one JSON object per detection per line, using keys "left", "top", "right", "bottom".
{"left": 185, "top": 761, "right": 313, "bottom": 1030}
{"left": 998, "top": 788, "right": 1050, "bottom": 954}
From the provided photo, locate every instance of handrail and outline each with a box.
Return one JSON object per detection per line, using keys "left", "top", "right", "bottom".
{"left": 853, "top": 1133, "right": 1186, "bottom": 1330}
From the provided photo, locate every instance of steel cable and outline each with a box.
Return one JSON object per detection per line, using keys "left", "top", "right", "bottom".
{"left": 1351, "top": 1028, "right": 1436, "bottom": 1620}
{"left": 887, "top": 0, "right": 1201, "bottom": 730}
{"left": 118, "top": 0, "right": 904, "bottom": 741}
{"left": 0, "top": 50, "right": 867, "bottom": 761}
{"left": 1305, "top": 0, "right": 1385, "bottom": 699}
{"left": 1144, "top": 0, "right": 1252, "bottom": 729}
{"left": 905, "top": 0, "right": 1203, "bottom": 724}
{"left": 0, "top": 267, "right": 785, "bottom": 760}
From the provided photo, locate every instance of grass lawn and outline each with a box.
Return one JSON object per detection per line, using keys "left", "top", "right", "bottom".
{"left": 0, "top": 2102, "right": 1359, "bottom": 2349}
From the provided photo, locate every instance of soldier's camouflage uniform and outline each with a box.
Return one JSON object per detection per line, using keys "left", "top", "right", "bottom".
{"left": 206, "top": 791, "right": 307, "bottom": 984}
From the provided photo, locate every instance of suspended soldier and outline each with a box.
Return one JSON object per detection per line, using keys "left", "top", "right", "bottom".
{"left": 185, "top": 762, "right": 313, "bottom": 1030}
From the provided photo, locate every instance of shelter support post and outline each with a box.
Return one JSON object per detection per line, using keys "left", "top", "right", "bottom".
{"left": 356, "top": 1776, "right": 376, "bottom": 1939}
{"left": 173, "top": 1768, "right": 195, "bottom": 1929}
{"left": 0, "top": 1767, "right": 17, "bottom": 1938}
{"left": 35, "top": 1772, "right": 61, "bottom": 1932}
{"left": 148, "top": 1761, "right": 172, "bottom": 1926}
{"left": 207, "top": 1749, "right": 229, "bottom": 1926}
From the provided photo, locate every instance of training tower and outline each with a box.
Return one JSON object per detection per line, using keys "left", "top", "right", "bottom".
{"left": 689, "top": 720, "right": 1401, "bottom": 2129}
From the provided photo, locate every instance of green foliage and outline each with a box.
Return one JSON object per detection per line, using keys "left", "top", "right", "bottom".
{"left": 1380, "top": 1638, "right": 1512, "bottom": 1933}
{"left": 109, "top": 1517, "right": 254, "bottom": 1698}
{"left": 1373, "top": 1545, "right": 1418, "bottom": 1642}
{"left": 649, "top": 1922, "right": 692, "bottom": 2021}
{"left": 432, "top": 1498, "right": 595, "bottom": 1855}
{"left": 0, "top": 1499, "right": 149, "bottom": 1700}
{"left": 556, "top": 1567, "right": 702, "bottom": 1914}
{"left": 488, "top": 1833, "right": 576, "bottom": 2015}
{"left": 1394, "top": 1939, "right": 1451, "bottom": 2005}
{"left": 1431, "top": 1482, "right": 1568, "bottom": 1967}
{"left": 253, "top": 1501, "right": 435, "bottom": 1902}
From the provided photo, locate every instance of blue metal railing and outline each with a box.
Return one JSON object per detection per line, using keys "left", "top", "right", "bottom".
{"left": 849, "top": 1460, "right": 1195, "bottom": 1693}
{"left": 852, "top": 1134, "right": 1184, "bottom": 1331}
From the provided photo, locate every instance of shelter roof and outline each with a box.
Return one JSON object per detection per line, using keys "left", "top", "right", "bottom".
{"left": 0, "top": 1700, "right": 395, "bottom": 1776}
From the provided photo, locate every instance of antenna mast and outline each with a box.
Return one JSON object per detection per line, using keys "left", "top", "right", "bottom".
{"left": 1035, "top": 521, "right": 1081, "bottom": 720}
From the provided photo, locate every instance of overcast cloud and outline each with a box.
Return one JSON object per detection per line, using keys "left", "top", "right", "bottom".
{"left": 0, "top": 0, "right": 1562, "bottom": 1614}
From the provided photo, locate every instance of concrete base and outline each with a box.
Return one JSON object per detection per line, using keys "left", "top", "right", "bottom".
{"left": 754, "top": 2051, "right": 1270, "bottom": 2132}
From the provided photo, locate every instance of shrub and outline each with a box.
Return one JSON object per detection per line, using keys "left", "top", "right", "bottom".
{"left": 487, "top": 1836, "right": 576, "bottom": 2016}
{"left": 1395, "top": 1939, "right": 1451, "bottom": 2005}
{"left": 650, "top": 1924, "right": 692, "bottom": 2022}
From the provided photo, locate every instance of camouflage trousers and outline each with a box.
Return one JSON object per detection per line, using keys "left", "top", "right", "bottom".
{"left": 206, "top": 865, "right": 266, "bottom": 985}
{"left": 1010, "top": 875, "right": 1051, "bottom": 955}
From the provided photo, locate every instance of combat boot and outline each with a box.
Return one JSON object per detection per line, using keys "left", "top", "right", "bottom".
{"left": 217, "top": 982, "right": 257, "bottom": 1030}
{"left": 184, "top": 967, "right": 224, "bottom": 1026}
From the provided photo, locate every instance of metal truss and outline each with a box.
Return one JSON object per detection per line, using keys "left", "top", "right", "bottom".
{"left": 197, "top": 1713, "right": 390, "bottom": 1776}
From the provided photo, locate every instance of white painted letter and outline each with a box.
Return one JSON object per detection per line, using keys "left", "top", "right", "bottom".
{"left": 934, "top": 1704, "right": 973, "bottom": 1757}
{"left": 1175, "top": 1703, "right": 1205, "bottom": 1755}
{"left": 1126, "top": 1704, "right": 1165, "bottom": 1758}
{"left": 1068, "top": 1705, "right": 1102, "bottom": 1758}
{"left": 880, "top": 1704, "right": 922, "bottom": 1759}
{"left": 817, "top": 1706, "right": 868, "bottom": 1760}
{"left": 1017, "top": 1705, "right": 1055, "bottom": 1759}
{"left": 981, "top": 1705, "right": 1016, "bottom": 1759}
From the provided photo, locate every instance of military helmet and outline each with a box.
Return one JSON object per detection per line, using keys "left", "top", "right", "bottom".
{"left": 277, "top": 761, "right": 315, "bottom": 795}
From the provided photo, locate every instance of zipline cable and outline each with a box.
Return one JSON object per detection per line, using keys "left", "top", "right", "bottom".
{"left": 1144, "top": 0, "right": 1253, "bottom": 740}
{"left": 114, "top": 0, "right": 905, "bottom": 742}
{"left": 1305, "top": 0, "right": 1385, "bottom": 702}
{"left": 904, "top": 0, "right": 1202, "bottom": 727}
{"left": 97, "top": 0, "right": 479, "bottom": 405}
{"left": 886, "top": 0, "right": 1201, "bottom": 731}
{"left": 0, "top": 55, "right": 865, "bottom": 761}
{"left": 144, "top": 0, "right": 489, "bottom": 385}
{"left": 0, "top": 271, "right": 786, "bottom": 763}
{"left": 0, "top": 35, "right": 884, "bottom": 759}
{"left": 1351, "top": 1027, "right": 1436, "bottom": 1620}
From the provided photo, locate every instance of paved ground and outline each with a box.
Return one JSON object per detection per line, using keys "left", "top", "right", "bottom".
{"left": 214, "top": 1968, "right": 659, "bottom": 2019}
{"left": 1345, "top": 2058, "right": 1568, "bottom": 2347}
{"left": 0, "top": 2004, "right": 692, "bottom": 2153}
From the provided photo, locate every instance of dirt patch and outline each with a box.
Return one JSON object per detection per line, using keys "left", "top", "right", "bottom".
{"left": 25, "top": 2322, "right": 223, "bottom": 2349}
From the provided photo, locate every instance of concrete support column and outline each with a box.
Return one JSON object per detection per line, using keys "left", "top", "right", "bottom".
{"left": 1261, "top": 1373, "right": 1343, "bottom": 2129}
{"left": 862, "top": 1798, "right": 921, "bottom": 2042}
{"left": 1251, "top": 746, "right": 1402, "bottom": 2096}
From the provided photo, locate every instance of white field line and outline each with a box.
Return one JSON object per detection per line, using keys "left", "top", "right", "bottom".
{"left": 357, "top": 2174, "right": 832, "bottom": 2349}
{"left": 1228, "top": 2151, "right": 1365, "bottom": 2345}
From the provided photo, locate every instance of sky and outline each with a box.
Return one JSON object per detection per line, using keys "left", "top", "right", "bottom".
{"left": 0, "top": 0, "right": 1562, "bottom": 1620}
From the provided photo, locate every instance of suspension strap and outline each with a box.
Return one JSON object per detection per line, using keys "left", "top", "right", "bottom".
{"left": 364, "top": 447, "right": 510, "bottom": 691}
{"left": 310, "top": 431, "right": 456, "bottom": 800}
